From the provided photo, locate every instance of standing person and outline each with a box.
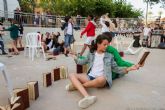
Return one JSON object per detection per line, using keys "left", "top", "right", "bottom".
{"left": 109, "top": 20, "right": 116, "bottom": 37}
{"left": 34, "top": 12, "right": 40, "bottom": 26}
{"left": 4, "top": 20, "right": 19, "bottom": 55}
{"left": 67, "top": 35, "right": 141, "bottom": 109}
{"left": 76, "top": 14, "right": 81, "bottom": 30}
{"left": 160, "top": 24, "right": 165, "bottom": 43}
{"left": 99, "top": 15, "right": 110, "bottom": 33}
{"left": 61, "top": 16, "right": 74, "bottom": 57}
{"left": 80, "top": 15, "right": 96, "bottom": 56}
{"left": 102, "top": 13, "right": 116, "bottom": 37}
{"left": 18, "top": 23, "right": 24, "bottom": 48}
{"left": 133, "top": 28, "right": 142, "bottom": 48}
{"left": 14, "top": 8, "right": 21, "bottom": 24}
{"left": 142, "top": 24, "right": 151, "bottom": 47}
{"left": 0, "top": 22, "right": 7, "bottom": 55}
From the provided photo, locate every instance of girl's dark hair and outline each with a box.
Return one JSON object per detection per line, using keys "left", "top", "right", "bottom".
{"left": 112, "top": 19, "right": 117, "bottom": 28}
{"left": 88, "top": 15, "right": 94, "bottom": 20}
{"left": 105, "top": 21, "right": 110, "bottom": 27}
{"left": 102, "top": 32, "right": 113, "bottom": 42}
{"left": 64, "top": 16, "right": 71, "bottom": 22}
{"left": 90, "top": 34, "right": 110, "bottom": 53}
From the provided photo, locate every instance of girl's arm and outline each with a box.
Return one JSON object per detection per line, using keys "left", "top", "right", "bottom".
{"left": 4, "top": 26, "right": 14, "bottom": 31}
{"left": 106, "top": 46, "right": 134, "bottom": 67}
{"left": 81, "top": 22, "right": 91, "bottom": 36}
{"left": 73, "top": 53, "right": 90, "bottom": 65}
{"left": 111, "top": 57, "right": 127, "bottom": 74}
{"left": 99, "top": 17, "right": 105, "bottom": 26}
{"left": 111, "top": 56, "right": 139, "bottom": 74}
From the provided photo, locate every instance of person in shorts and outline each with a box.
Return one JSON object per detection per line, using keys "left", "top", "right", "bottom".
{"left": 80, "top": 15, "right": 96, "bottom": 56}
{"left": 17, "top": 23, "right": 24, "bottom": 48}
{"left": 4, "top": 20, "right": 19, "bottom": 55}
{"left": 61, "top": 16, "right": 74, "bottom": 57}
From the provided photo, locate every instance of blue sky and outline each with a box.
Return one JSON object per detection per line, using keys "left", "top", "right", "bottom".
{"left": 127, "top": 0, "right": 165, "bottom": 18}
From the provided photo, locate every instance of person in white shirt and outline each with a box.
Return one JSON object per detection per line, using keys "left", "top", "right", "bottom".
{"left": 143, "top": 24, "right": 151, "bottom": 40}
{"left": 142, "top": 24, "right": 151, "bottom": 47}
{"left": 61, "top": 16, "right": 74, "bottom": 56}
{"left": 99, "top": 16, "right": 110, "bottom": 33}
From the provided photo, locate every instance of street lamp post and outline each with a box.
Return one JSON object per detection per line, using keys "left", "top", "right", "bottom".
{"left": 146, "top": 0, "right": 149, "bottom": 25}
{"left": 3, "top": 0, "right": 8, "bottom": 20}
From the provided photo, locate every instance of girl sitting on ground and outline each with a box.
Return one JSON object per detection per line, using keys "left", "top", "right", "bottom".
{"left": 42, "top": 32, "right": 51, "bottom": 51}
{"left": 67, "top": 34, "right": 141, "bottom": 109}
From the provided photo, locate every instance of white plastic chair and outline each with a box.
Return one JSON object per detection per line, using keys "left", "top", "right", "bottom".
{"left": 0, "top": 62, "right": 13, "bottom": 97}
{"left": 124, "top": 40, "right": 144, "bottom": 55}
{"left": 114, "top": 34, "right": 125, "bottom": 51}
{"left": 24, "top": 33, "right": 46, "bottom": 61}
{"left": 114, "top": 34, "right": 143, "bottom": 55}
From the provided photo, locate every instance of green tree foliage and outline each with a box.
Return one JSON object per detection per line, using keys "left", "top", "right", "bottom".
{"left": 17, "top": 0, "right": 36, "bottom": 13}
{"left": 19, "top": 0, "right": 142, "bottom": 18}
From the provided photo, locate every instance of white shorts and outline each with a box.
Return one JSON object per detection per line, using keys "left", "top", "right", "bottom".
{"left": 19, "top": 34, "right": 23, "bottom": 37}
{"left": 47, "top": 40, "right": 53, "bottom": 49}
{"left": 85, "top": 37, "right": 95, "bottom": 45}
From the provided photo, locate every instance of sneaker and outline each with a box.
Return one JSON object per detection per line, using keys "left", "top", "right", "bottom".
{"left": 78, "top": 96, "right": 97, "bottom": 109}
{"left": 65, "top": 84, "right": 76, "bottom": 91}
{"left": 2, "top": 52, "right": 8, "bottom": 55}
{"left": 64, "top": 53, "right": 68, "bottom": 57}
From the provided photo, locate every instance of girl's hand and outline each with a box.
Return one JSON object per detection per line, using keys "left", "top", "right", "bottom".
{"left": 126, "top": 64, "right": 140, "bottom": 72}
{"left": 130, "top": 65, "right": 139, "bottom": 70}
{"left": 69, "top": 52, "right": 77, "bottom": 60}
{"left": 139, "top": 62, "right": 145, "bottom": 67}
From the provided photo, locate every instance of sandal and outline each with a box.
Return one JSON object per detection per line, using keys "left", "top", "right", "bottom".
{"left": 46, "top": 56, "right": 56, "bottom": 61}
{"left": 12, "top": 52, "right": 19, "bottom": 55}
{"left": 7, "top": 55, "right": 13, "bottom": 58}
{"left": 46, "top": 57, "right": 52, "bottom": 61}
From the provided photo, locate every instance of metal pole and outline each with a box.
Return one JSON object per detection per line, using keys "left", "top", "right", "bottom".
{"left": 3, "top": 0, "right": 8, "bottom": 20}
{"left": 145, "top": 0, "right": 149, "bottom": 25}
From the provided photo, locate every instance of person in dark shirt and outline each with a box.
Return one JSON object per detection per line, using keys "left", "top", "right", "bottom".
{"left": 0, "top": 22, "right": 7, "bottom": 55}
{"left": 4, "top": 20, "right": 19, "bottom": 55}
{"left": 17, "top": 23, "right": 24, "bottom": 48}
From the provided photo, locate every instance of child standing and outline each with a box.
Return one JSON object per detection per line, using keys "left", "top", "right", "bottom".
{"left": 0, "top": 22, "right": 7, "bottom": 55}
{"left": 80, "top": 15, "right": 96, "bottom": 56}
{"left": 4, "top": 20, "right": 19, "bottom": 55}
{"left": 61, "top": 16, "right": 74, "bottom": 57}
{"left": 18, "top": 23, "right": 24, "bottom": 48}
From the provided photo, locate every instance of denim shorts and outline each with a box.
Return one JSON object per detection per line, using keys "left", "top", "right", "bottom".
{"left": 64, "top": 34, "right": 73, "bottom": 48}
{"left": 87, "top": 75, "right": 95, "bottom": 80}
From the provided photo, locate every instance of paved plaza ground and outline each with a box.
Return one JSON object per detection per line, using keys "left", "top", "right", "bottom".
{"left": 0, "top": 28, "right": 165, "bottom": 110}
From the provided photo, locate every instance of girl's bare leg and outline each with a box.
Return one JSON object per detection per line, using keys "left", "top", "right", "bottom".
{"left": 83, "top": 76, "right": 107, "bottom": 88}
{"left": 68, "top": 75, "right": 107, "bottom": 91}
{"left": 69, "top": 73, "right": 89, "bottom": 97}
{"left": 68, "top": 73, "right": 106, "bottom": 108}
{"left": 11, "top": 40, "right": 19, "bottom": 53}
{"left": 80, "top": 44, "right": 88, "bottom": 56}
{"left": 18, "top": 37, "right": 23, "bottom": 48}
